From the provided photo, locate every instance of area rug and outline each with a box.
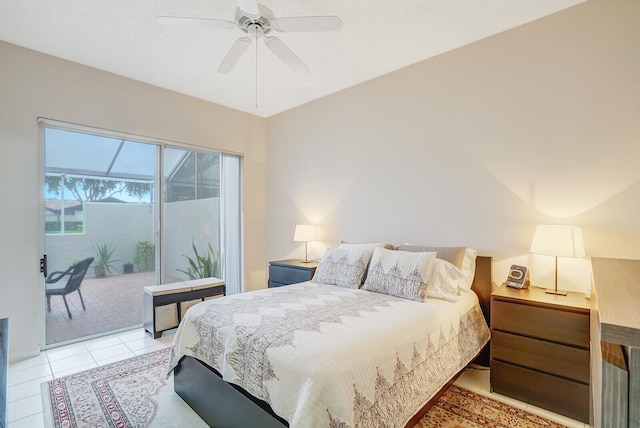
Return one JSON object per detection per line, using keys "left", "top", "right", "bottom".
{"left": 416, "top": 385, "right": 570, "bottom": 428}
{"left": 41, "top": 348, "right": 207, "bottom": 428}
{"left": 42, "top": 349, "right": 569, "bottom": 428}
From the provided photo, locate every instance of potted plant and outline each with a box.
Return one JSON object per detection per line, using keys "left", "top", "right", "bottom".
{"left": 177, "top": 241, "right": 220, "bottom": 280}
{"left": 93, "top": 241, "right": 119, "bottom": 278}
{"left": 134, "top": 241, "right": 155, "bottom": 272}
{"left": 123, "top": 261, "right": 134, "bottom": 274}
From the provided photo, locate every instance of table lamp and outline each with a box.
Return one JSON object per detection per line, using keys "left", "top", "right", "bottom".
{"left": 530, "top": 224, "right": 585, "bottom": 296}
{"left": 294, "top": 224, "right": 317, "bottom": 263}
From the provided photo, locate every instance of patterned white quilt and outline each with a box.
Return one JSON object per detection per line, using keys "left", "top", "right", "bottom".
{"left": 168, "top": 281, "right": 490, "bottom": 428}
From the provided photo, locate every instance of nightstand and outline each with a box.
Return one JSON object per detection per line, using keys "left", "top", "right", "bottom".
{"left": 490, "top": 286, "right": 590, "bottom": 423}
{"left": 268, "top": 259, "right": 318, "bottom": 287}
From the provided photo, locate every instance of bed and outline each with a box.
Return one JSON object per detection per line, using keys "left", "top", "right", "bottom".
{"left": 168, "top": 247, "right": 492, "bottom": 428}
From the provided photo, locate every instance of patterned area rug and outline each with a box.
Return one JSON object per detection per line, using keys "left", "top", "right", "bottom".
{"left": 41, "top": 348, "right": 207, "bottom": 428}
{"left": 42, "top": 349, "right": 569, "bottom": 428}
{"left": 417, "top": 385, "right": 570, "bottom": 428}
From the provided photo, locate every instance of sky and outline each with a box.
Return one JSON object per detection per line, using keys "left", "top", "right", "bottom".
{"left": 44, "top": 128, "right": 189, "bottom": 203}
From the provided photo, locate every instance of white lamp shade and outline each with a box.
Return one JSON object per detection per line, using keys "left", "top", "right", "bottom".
{"left": 530, "top": 225, "right": 585, "bottom": 258}
{"left": 294, "top": 224, "right": 317, "bottom": 242}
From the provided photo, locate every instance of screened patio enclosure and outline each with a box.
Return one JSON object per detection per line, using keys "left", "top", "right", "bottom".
{"left": 43, "top": 124, "right": 241, "bottom": 345}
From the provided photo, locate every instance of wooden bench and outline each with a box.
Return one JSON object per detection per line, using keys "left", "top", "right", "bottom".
{"left": 143, "top": 278, "right": 225, "bottom": 338}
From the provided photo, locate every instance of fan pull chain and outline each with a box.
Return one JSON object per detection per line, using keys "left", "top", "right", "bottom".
{"left": 255, "top": 25, "right": 258, "bottom": 109}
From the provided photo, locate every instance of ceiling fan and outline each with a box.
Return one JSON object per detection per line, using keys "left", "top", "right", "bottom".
{"left": 157, "top": 0, "right": 343, "bottom": 74}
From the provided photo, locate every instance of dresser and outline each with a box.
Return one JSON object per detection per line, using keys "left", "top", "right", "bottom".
{"left": 268, "top": 259, "right": 318, "bottom": 287}
{"left": 591, "top": 258, "right": 640, "bottom": 428}
{"left": 490, "top": 286, "right": 590, "bottom": 423}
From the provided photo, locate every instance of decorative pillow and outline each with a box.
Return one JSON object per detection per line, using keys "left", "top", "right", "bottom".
{"left": 311, "top": 247, "right": 373, "bottom": 288}
{"left": 362, "top": 247, "right": 436, "bottom": 302}
{"left": 426, "top": 258, "right": 462, "bottom": 302}
{"left": 338, "top": 242, "right": 391, "bottom": 283}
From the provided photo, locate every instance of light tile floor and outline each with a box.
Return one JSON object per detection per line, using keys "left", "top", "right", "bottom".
{"left": 8, "top": 331, "right": 587, "bottom": 428}
{"left": 7, "top": 327, "right": 174, "bottom": 428}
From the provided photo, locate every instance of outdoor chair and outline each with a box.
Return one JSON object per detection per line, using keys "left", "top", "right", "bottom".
{"left": 45, "top": 257, "right": 94, "bottom": 319}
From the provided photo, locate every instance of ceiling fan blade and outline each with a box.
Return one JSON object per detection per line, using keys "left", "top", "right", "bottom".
{"left": 218, "top": 37, "right": 252, "bottom": 73}
{"left": 264, "top": 37, "right": 309, "bottom": 74}
{"left": 236, "top": 0, "right": 260, "bottom": 16}
{"left": 272, "top": 16, "right": 343, "bottom": 32}
{"left": 156, "top": 16, "right": 236, "bottom": 29}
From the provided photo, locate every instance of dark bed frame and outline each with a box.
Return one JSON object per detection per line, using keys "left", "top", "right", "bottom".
{"left": 174, "top": 256, "right": 493, "bottom": 428}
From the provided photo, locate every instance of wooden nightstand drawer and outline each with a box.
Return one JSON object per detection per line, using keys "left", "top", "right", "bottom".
{"left": 491, "top": 360, "right": 589, "bottom": 422}
{"left": 490, "top": 286, "right": 590, "bottom": 423}
{"left": 492, "top": 300, "right": 589, "bottom": 348}
{"left": 491, "top": 330, "right": 590, "bottom": 383}
{"left": 269, "top": 265, "right": 313, "bottom": 284}
{"left": 268, "top": 260, "right": 319, "bottom": 288}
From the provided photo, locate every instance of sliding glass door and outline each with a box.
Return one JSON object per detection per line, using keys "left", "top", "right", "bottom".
{"left": 42, "top": 121, "right": 242, "bottom": 346}
{"left": 162, "top": 148, "right": 242, "bottom": 294}
{"left": 163, "top": 148, "right": 221, "bottom": 284}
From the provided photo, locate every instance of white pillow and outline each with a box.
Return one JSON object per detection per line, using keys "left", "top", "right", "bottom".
{"left": 400, "top": 244, "right": 477, "bottom": 293}
{"left": 426, "top": 258, "right": 462, "bottom": 302}
{"left": 362, "top": 247, "right": 436, "bottom": 302}
{"left": 311, "top": 247, "right": 374, "bottom": 288}
{"left": 338, "top": 242, "right": 388, "bottom": 250}
{"left": 458, "top": 248, "right": 478, "bottom": 292}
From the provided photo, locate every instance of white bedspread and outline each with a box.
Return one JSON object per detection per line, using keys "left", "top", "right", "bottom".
{"left": 168, "top": 281, "right": 489, "bottom": 428}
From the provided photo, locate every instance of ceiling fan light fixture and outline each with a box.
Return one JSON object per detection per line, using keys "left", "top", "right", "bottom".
{"left": 157, "top": 0, "right": 342, "bottom": 74}
{"left": 236, "top": 6, "right": 273, "bottom": 35}
{"left": 247, "top": 23, "right": 264, "bottom": 39}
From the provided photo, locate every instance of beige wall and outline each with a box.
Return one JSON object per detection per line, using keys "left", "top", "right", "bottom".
{"left": 265, "top": 0, "right": 640, "bottom": 291}
{"left": 0, "top": 41, "right": 266, "bottom": 359}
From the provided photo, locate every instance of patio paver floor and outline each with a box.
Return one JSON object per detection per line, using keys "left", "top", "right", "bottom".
{"left": 45, "top": 271, "right": 159, "bottom": 345}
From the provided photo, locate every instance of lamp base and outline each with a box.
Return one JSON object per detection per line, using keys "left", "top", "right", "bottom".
{"left": 545, "top": 289, "right": 568, "bottom": 296}
{"left": 299, "top": 259, "right": 313, "bottom": 264}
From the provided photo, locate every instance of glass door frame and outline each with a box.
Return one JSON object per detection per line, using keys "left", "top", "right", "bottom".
{"left": 39, "top": 120, "right": 162, "bottom": 347}
{"left": 38, "top": 118, "right": 241, "bottom": 349}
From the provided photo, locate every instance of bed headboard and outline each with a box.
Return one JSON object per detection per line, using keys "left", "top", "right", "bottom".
{"left": 470, "top": 255, "right": 492, "bottom": 366}
{"left": 471, "top": 256, "right": 492, "bottom": 319}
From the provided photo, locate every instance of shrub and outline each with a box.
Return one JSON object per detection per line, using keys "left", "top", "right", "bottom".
{"left": 177, "top": 242, "right": 220, "bottom": 280}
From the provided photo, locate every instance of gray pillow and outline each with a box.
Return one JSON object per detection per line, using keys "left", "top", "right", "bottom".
{"left": 396, "top": 245, "right": 466, "bottom": 270}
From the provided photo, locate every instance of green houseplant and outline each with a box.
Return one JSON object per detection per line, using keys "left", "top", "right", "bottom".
{"left": 134, "top": 241, "right": 155, "bottom": 272}
{"left": 177, "top": 241, "right": 220, "bottom": 280}
{"left": 93, "top": 241, "right": 119, "bottom": 277}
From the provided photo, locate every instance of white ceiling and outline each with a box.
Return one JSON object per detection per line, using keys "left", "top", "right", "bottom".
{"left": 0, "top": 0, "right": 584, "bottom": 118}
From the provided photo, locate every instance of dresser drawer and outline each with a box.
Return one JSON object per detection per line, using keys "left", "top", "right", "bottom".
{"left": 491, "top": 330, "right": 589, "bottom": 383}
{"left": 269, "top": 264, "right": 314, "bottom": 285}
{"left": 491, "top": 360, "right": 589, "bottom": 423}
{"left": 492, "top": 300, "right": 589, "bottom": 348}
